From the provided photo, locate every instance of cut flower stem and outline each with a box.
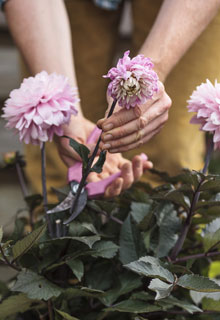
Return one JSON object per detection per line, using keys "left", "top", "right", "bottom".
{"left": 68, "top": 99, "right": 117, "bottom": 219}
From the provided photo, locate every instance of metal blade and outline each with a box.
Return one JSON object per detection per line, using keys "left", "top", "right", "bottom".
{"left": 47, "top": 191, "right": 74, "bottom": 214}
{"left": 63, "top": 188, "right": 88, "bottom": 224}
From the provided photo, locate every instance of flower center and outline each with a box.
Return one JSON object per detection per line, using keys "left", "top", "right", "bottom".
{"left": 122, "top": 76, "right": 140, "bottom": 96}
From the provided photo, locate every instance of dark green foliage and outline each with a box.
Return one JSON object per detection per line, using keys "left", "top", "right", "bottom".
{"left": 1, "top": 168, "right": 220, "bottom": 319}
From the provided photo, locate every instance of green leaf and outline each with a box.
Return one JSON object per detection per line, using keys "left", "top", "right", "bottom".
{"left": 190, "top": 280, "right": 220, "bottom": 304}
{"left": 148, "top": 278, "right": 174, "bottom": 300}
{"left": 25, "top": 194, "right": 42, "bottom": 211}
{"left": 67, "top": 259, "right": 84, "bottom": 281}
{"left": 203, "top": 229, "right": 220, "bottom": 252}
{"left": 125, "top": 256, "right": 174, "bottom": 283}
{"left": 161, "top": 296, "right": 202, "bottom": 314}
{"left": 90, "top": 150, "right": 106, "bottom": 174}
{"left": 0, "top": 227, "right": 3, "bottom": 243}
{"left": 100, "top": 273, "right": 142, "bottom": 306}
{"left": 71, "top": 235, "right": 101, "bottom": 249}
{"left": 85, "top": 261, "right": 114, "bottom": 291}
{"left": 203, "top": 218, "right": 220, "bottom": 234}
{"left": 61, "top": 287, "right": 103, "bottom": 300}
{"left": 202, "top": 297, "right": 220, "bottom": 311}
{"left": 91, "top": 240, "right": 119, "bottom": 258}
{"left": 12, "top": 224, "right": 46, "bottom": 261}
{"left": 12, "top": 270, "right": 62, "bottom": 300}
{"left": 130, "top": 202, "right": 152, "bottom": 224}
{"left": 68, "top": 222, "right": 98, "bottom": 237}
{"left": 69, "top": 137, "right": 90, "bottom": 169}
{"left": 0, "top": 293, "right": 38, "bottom": 319}
{"left": 155, "top": 203, "right": 181, "bottom": 257}
{"left": 178, "top": 274, "right": 220, "bottom": 292}
{"left": 200, "top": 179, "right": 220, "bottom": 192}
{"left": 55, "top": 309, "right": 79, "bottom": 320}
{"left": 202, "top": 218, "right": 220, "bottom": 251}
{"left": 119, "top": 215, "right": 146, "bottom": 264}
{"left": 104, "top": 299, "right": 162, "bottom": 313}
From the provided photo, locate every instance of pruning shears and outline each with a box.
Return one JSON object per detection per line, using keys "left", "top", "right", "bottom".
{"left": 47, "top": 127, "right": 121, "bottom": 223}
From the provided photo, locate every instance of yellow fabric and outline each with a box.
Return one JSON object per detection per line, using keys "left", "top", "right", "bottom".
{"left": 22, "top": 0, "right": 220, "bottom": 200}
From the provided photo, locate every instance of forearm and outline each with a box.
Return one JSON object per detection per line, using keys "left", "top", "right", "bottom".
{"left": 139, "top": 0, "right": 220, "bottom": 82}
{"left": 5, "top": 0, "right": 83, "bottom": 115}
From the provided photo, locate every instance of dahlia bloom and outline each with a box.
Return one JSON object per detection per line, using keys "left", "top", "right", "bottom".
{"left": 187, "top": 79, "right": 220, "bottom": 149}
{"left": 2, "top": 71, "right": 78, "bottom": 146}
{"left": 104, "top": 50, "right": 158, "bottom": 109}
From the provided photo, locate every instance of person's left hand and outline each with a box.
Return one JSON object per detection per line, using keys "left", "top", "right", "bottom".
{"left": 97, "top": 81, "right": 171, "bottom": 153}
{"left": 87, "top": 152, "right": 153, "bottom": 198}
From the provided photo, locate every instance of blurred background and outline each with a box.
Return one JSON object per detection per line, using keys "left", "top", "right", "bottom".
{"left": 0, "top": 10, "right": 25, "bottom": 238}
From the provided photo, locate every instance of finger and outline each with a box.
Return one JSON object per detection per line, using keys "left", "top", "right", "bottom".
{"left": 101, "top": 93, "right": 171, "bottom": 144}
{"left": 104, "top": 177, "right": 123, "bottom": 198}
{"left": 132, "top": 155, "right": 144, "bottom": 181}
{"left": 87, "top": 172, "right": 101, "bottom": 183}
{"left": 120, "top": 162, "right": 134, "bottom": 190}
{"left": 97, "top": 81, "right": 165, "bottom": 132}
{"left": 109, "top": 126, "right": 162, "bottom": 153}
{"left": 100, "top": 110, "right": 168, "bottom": 151}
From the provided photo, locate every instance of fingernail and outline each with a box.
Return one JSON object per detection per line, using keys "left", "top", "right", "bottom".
{"left": 102, "top": 143, "right": 111, "bottom": 150}
{"left": 103, "top": 134, "right": 113, "bottom": 141}
{"left": 103, "top": 123, "right": 113, "bottom": 131}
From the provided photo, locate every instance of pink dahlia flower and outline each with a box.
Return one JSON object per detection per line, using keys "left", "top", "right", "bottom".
{"left": 2, "top": 71, "right": 78, "bottom": 146}
{"left": 187, "top": 79, "right": 220, "bottom": 149}
{"left": 104, "top": 50, "right": 158, "bottom": 109}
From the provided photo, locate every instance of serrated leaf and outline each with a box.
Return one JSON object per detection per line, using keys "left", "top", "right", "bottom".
{"left": 100, "top": 273, "right": 142, "bottom": 306}
{"left": 91, "top": 240, "right": 118, "bottom": 258}
{"left": 202, "top": 218, "right": 220, "bottom": 235}
{"left": 203, "top": 229, "right": 220, "bottom": 252}
{"left": 164, "top": 190, "right": 189, "bottom": 210}
{"left": 68, "top": 222, "right": 98, "bottom": 237}
{"left": 12, "top": 224, "right": 46, "bottom": 261}
{"left": 178, "top": 274, "right": 220, "bottom": 292}
{"left": 0, "top": 293, "right": 38, "bottom": 319}
{"left": 0, "top": 227, "right": 3, "bottom": 243}
{"left": 67, "top": 259, "right": 84, "bottom": 281}
{"left": 72, "top": 235, "right": 101, "bottom": 249}
{"left": 200, "top": 179, "right": 220, "bottom": 192}
{"left": 148, "top": 278, "right": 173, "bottom": 300}
{"left": 125, "top": 256, "right": 174, "bottom": 283}
{"left": 55, "top": 309, "right": 79, "bottom": 320}
{"left": 190, "top": 280, "right": 220, "bottom": 304}
{"left": 130, "top": 202, "right": 152, "bottom": 224}
{"left": 104, "top": 299, "right": 162, "bottom": 313}
{"left": 12, "top": 270, "right": 62, "bottom": 300}
{"left": 69, "top": 137, "right": 90, "bottom": 169}
{"left": 161, "top": 296, "right": 202, "bottom": 314}
{"left": 119, "top": 215, "right": 146, "bottom": 264}
{"left": 90, "top": 150, "right": 106, "bottom": 174}
{"left": 155, "top": 203, "right": 181, "bottom": 257}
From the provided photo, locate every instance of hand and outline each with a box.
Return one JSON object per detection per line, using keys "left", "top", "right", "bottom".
{"left": 87, "top": 152, "right": 153, "bottom": 198}
{"left": 54, "top": 117, "right": 153, "bottom": 198}
{"left": 97, "top": 81, "right": 171, "bottom": 153}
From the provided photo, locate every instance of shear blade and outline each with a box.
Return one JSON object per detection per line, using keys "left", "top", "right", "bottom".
{"left": 47, "top": 191, "right": 74, "bottom": 214}
{"left": 63, "top": 189, "right": 88, "bottom": 225}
